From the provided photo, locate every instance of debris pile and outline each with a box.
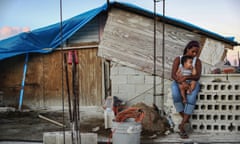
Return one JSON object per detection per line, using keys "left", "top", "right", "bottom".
{"left": 211, "top": 61, "right": 240, "bottom": 74}
{"left": 131, "top": 102, "right": 170, "bottom": 134}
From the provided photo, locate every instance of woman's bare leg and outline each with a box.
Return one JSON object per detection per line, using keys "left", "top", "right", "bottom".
{"left": 178, "top": 113, "right": 190, "bottom": 138}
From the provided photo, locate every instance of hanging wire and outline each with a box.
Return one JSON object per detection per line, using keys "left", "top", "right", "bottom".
{"left": 59, "top": 0, "right": 66, "bottom": 143}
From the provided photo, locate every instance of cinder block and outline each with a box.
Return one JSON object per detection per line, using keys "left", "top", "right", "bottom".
{"left": 200, "top": 82, "right": 240, "bottom": 92}
{"left": 43, "top": 132, "right": 57, "bottom": 144}
{"left": 0, "top": 91, "right": 3, "bottom": 105}
{"left": 192, "top": 80, "right": 240, "bottom": 133}
{"left": 43, "top": 132, "right": 97, "bottom": 144}
{"left": 111, "top": 75, "right": 127, "bottom": 84}
{"left": 127, "top": 75, "right": 144, "bottom": 84}
{"left": 144, "top": 75, "right": 154, "bottom": 84}
{"left": 111, "top": 64, "right": 119, "bottom": 75}
{"left": 144, "top": 75, "right": 162, "bottom": 85}
{"left": 118, "top": 84, "right": 135, "bottom": 94}
{"left": 135, "top": 84, "right": 152, "bottom": 94}
{"left": 112, "top": 84, "right": 119, "bottom": 93}
{"left": 81, "top": 133, "right": 98, "bottom": 144}
{"left": 118, "top": 66, "right": 136, "bottom": 75}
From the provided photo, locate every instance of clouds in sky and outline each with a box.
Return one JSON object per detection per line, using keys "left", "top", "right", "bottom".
{"left": 0, "top": 26, "right": 30, "bottom": 40}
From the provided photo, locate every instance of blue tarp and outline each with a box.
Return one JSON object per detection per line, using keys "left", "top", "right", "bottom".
{"left": 0, "top": 3, "right": 107, "bottom": 60}
{"left": 0, "top": 2, "right": 238, "bottom": 60}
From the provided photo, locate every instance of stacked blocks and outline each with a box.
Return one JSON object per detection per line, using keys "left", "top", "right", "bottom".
{"left": 192, "top": 82, "right": 240, "bottom": 133}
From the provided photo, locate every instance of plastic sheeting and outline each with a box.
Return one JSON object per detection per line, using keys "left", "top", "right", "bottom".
{"left": 0, "top": 2, "right": 238, "bottom": 60}
{"left": 0, "top": 3, "right": 107, "bottom": 60}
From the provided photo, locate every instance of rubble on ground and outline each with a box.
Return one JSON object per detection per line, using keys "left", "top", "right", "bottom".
{"left": 131, "top": 102, "right": 170, "bottom": 134}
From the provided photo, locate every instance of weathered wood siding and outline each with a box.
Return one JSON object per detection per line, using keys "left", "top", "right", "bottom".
{"left": 199, "top": 38, "right": 227, "bottom": 73}
{"left": 0, "top": 56, "right": 26, "bottom": 107}
{"left": 68, "top": 17, "right": 100, "bottom": 45}
{"left": 77, "top": 48, "right": 102, "bottom": 106}
{"left": 0, "top": 48, "right": 102, "bottom": 109}
{"left": 98, "top": 8, "right": 202, "bottom": 80}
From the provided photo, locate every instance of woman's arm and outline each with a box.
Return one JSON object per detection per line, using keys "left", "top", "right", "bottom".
{"left": 171, "top": 57, "right": 181, "bottom": 82}
{"left": 176, "top": 69, "right": 181, "bottom": 78}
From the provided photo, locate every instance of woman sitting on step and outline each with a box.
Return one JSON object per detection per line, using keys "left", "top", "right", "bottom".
{"left": 171, "top": 40, "right": 202, "bottom": 139}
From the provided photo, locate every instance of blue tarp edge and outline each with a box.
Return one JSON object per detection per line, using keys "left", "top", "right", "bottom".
{"left": 0, "top": 2, "right": 238, "bottom": 61}
{"left": 0, "top": 3, "right": 107, "bottom": 60}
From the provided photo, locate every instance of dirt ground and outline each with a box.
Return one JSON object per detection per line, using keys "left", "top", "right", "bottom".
{"left": 0, "top": 110, "right": 161, "bottom": 142}
{"left": 1, "top": 110, "right": 240, "bottom": 144}
{"left": 0, "top": 110, "right": 112, "bottom": 141}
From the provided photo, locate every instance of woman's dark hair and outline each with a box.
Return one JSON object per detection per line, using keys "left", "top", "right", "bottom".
{"left": 183, "top": 40, "right": 200, "bottom": 55}
{"left": 181, "top": 55, "right": 193, "bottom": 65}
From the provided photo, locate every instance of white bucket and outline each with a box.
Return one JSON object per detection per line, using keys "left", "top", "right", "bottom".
{"left": 112, "top": 121, "right": 142, "bottom": 144}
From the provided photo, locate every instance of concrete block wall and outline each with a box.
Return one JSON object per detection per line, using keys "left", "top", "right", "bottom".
{"left": 43, "top": 132, "right": 97, "bottom": 144}
{"left": 166, "top": 74, "right": 240, "bottom": 133}
{"left": 0, "top": 91, "right": 3, "bottom": 106}
{"left": 111, "top": 63, "right": 240, "bottom": 134}
{"left": 110, "top": 62, "right": 171, "bottom": 107}
{"left": 192, "top": 80, "right": 240, "bottom": 133}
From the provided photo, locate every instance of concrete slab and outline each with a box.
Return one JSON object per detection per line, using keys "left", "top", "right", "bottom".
{"left": 0, "top": 142, "right": 42, "bottom": 144}
{"left": 1, "top": 132, "right": 240, "bottom": 144}
{"left": 43, "top": 132, "right": 97, "bottom": 144}
{"left": 98, "top": 132, "right": 240, "bottom": 144}
{"left": 141, "top": 133, "right": 240, "bottom": 144}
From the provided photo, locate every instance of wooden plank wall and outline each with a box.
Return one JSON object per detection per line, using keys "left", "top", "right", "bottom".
{"left": 77, "top": 48, "right": 102, "bottom": 106}
{"left": 0, "top": 48, "right": 102, "bottom": 109}
{"left": 68, "top": 17, "right": 100, "bottom": 45}
{"left": 0, "top": 55, "right": 26, "bottom": 107}
{"left": 98, "top": 8, "right": 202, "bottom": 80}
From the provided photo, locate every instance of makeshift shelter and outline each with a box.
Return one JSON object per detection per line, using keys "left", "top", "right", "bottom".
{"left": 0, "top": 2, "right": 238, "bottom": 110}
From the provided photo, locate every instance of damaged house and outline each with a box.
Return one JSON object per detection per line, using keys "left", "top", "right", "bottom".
{"left": 0, "top": 1, "right": 239, "bottom": 138}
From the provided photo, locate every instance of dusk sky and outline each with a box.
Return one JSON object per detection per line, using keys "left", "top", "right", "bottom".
{"left": 0, "top": 0, "right": 239, "bottom": 64}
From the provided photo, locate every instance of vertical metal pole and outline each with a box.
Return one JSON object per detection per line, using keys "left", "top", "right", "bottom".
{"left": 59, "top": 0, "right": 66, "bottom": 143}
{"left": 238, "top": 51, "right": 240, "bottom": 67}
{"left": 161, "top": 0, "right": 166, "bottom": 113}
{"left": 153, "top": 0, "right": 157, "bottom": 105}
{"left": 18, "top": 53, "right": 29, "bottom": 111}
